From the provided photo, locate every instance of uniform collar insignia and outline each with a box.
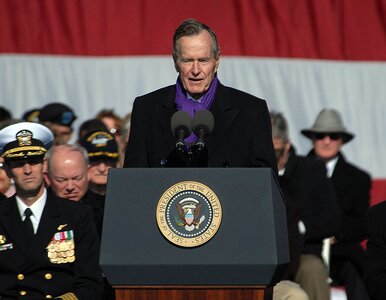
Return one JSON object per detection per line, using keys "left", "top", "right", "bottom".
{"left": 0, "top": 235, "right": 6, "bottom": 244}
{"left": 57, "top": 224, "right": 68, "bottom": 231}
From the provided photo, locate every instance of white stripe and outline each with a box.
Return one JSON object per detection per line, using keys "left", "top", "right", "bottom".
{"left": 1, "top": 55, "right": 385, "bottom": 177}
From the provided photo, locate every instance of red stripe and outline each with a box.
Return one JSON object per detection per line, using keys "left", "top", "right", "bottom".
{"left": 371, "top": 179, "right": 386, "bottom": 206}
{"left": 0, "top": 0, "right": 385, "bottom": 59}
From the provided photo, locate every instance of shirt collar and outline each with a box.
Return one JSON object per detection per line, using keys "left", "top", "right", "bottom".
{"left": 187, "top": 93, "right": 202, "bottom": 102}
{"left": 16, "top": 188, "right": 47, "bottom": 222}
{"left": 326, "top": 156, "right": 339, "bottom": 178}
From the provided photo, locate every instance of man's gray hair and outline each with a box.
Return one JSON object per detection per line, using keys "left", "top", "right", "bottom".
{"left": 172, "top": 19, "right": 220, "bottom": 63}
{"left": 46, "top": 144, "right": 89, "bottom": 173}
{"left": 270, "top": 111, "right": 290, "bottom": 142}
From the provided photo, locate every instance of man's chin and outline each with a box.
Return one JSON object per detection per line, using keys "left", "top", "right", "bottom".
{"left": 17, "top": 185, "right": 42, "bottom": 199}
{"left": 65, "top": 195, "right": 81, "bottom": 202}
{"left": 187, "top": 89, "right": 205, "bottom": 100}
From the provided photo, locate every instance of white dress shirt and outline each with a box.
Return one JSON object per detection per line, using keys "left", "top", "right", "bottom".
{"left": 16, "top": 189, "right": 47, "bottom": 234}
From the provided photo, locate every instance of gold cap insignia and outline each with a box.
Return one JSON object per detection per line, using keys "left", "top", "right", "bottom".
{"left": 16, "top": 130, "right": 33, "bottom": 147}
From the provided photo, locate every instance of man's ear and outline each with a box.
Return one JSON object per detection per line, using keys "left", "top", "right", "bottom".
{"left": 285, "top": 141, "right": 291, "bottom": 152}
{"left": 42, "top": 158, "right": 48, "bottom": 174}
{"left": 214, "top": 52, "right": 220, "bottom": 73}
{"left": 174, "top": 61, "right": 180, "bottom": 73}
{"left": 87, "top": 164, "right": 91, "bottom": 182}
{"left": 42, "top": 158, "right": 51, "bottom": 186}
{"left": 3, "top": 163, "right": 13, "bottom": 179}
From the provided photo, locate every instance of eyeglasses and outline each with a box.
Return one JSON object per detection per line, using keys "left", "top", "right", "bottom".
{"left": 314, "top": 133, "right": 341, "bottom": 140}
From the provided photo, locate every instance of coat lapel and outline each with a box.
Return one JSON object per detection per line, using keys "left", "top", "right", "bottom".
{"left": 154, "top": 86, "right": 177, "bottom": 151}
{"left": 206, "top": 84, "right": 239, "bottom": 157}
{"left": 330, "top": 154, "right": 347, "bottom": 188}
{"left": 0, "top": 197, "right": 32, "bottom": 258}
{"left": 153, "top": 83, "right": 240, "bottom": 157}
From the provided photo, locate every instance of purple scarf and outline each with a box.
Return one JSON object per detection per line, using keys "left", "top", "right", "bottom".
{"left": 175, "top": 75, "right": 219, "bottom": 146}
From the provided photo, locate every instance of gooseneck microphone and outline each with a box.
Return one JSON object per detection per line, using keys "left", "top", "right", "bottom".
{"left": 171, "top": 111, "right": 192, "bottom": 150}
{"left": 192, "top": 109, "right": 214, "bottom": 151}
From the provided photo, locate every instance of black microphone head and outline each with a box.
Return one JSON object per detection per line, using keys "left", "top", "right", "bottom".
{"left": 192, "top": 109, "right": 214, "bottom": 135}
{"left": 171, "top": 111, "right": 192, "bottom": 138}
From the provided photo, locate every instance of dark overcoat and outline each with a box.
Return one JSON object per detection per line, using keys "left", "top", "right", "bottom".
{"left": 0, "top": 191, "right": 103, "bottom": 299}
{"left": 123, "top": 83, "right": 277, "bottom": 171}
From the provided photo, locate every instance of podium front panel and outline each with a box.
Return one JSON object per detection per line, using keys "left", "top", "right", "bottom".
{"left": 100, "top": 168, "right": 288, "bottom": 286}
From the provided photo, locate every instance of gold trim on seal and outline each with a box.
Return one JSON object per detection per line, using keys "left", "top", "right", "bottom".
{"left": 156, "top": 181, "right": 222, "bottom": 248}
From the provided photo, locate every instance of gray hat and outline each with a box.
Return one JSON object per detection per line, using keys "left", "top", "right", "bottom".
{"left": 301, "top": 109, "right": 354, "bottom": 144}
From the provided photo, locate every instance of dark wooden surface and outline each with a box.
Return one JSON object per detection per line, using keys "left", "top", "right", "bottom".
{"left": 114, "top": 286, "right": 272, "bottom": 300}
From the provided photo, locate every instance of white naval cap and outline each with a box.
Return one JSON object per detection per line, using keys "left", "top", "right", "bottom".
{"left": 0, "top": 122, "right": 54, "bottom": 160}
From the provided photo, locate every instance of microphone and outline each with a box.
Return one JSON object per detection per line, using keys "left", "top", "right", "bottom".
{"left": 192, "top": 109, "right": 214, "bottom": 151}
{"left": 171, "top": 111, "right": 192, "bottom": 150}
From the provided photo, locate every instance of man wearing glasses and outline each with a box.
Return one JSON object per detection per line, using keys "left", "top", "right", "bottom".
{"left": 302, "top": 108, "right": 371, "bottom": 300}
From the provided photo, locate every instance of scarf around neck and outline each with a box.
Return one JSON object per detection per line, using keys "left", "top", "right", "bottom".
{"left": 175, "top": 75, "right": 219, "bottom": 146}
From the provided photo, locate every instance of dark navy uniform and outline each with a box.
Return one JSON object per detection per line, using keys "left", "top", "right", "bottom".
{"left": 0, "top": 191, "right": 103, "bottom": 299}
{"left": 0, "top": 122, "right": 103, "bottom": 299}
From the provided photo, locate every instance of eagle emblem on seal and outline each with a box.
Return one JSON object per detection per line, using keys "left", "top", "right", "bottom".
{"left": 175, "top": 198, "right": 206, "bottom": 232}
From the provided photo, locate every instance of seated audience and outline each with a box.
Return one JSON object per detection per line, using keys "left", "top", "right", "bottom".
{"left": 45, "top": 144, "right": 89, "bottom": 202}
{"left": 0, "top": 122, "right": 102, "bottom": 298}
{"left": 364, "top": 200, "right": 386, "bottom": 300}
{"left": 302, "top": 108, "right": 371, "bottom": 300}
{"left": 119, "top": 112, "right": 132, "bottom": 166}
{"left": 22, "top": 108, "right": 40, "bottom": 123}
{"left": 0, "top": 156, "right": 15, "bottom": 198}
{"left": 39, "top": 102, "right": 77, "bottom": 145}
{"left": 271, "top": 111, "right": 340, "bottom": 300}
{"left": 77, "top": 118, "right": 108, "bottom": 142}
{"left": 0, "top": 106, "right": 12, "bottom": 126}
{"left": 79, "top": 130, "right": 119, "bottom": 197}
{"left": 96, "top": 109, "right": 125, "bottom": 167}
{"left": 44, "top": 143, "right": 115, "bottom": 300}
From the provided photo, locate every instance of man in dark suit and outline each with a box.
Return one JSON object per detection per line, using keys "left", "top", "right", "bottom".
{"left": 45, "top": 143, "right": 106, "bottom": 238}
{"left": 45, "top": 142, "right": 116, "bottom": 300}
{"left": 123, "top": 19, "right": 276, "bottom": 171}
{"left": 364, "top": 200, "right": 386, "bottom": 300}
{"left": 0, "top": 122, "right": 102, "bottom": 299}
{"left": 271, "top": 112, "right": 340, "bottom": 300}
{"left": 302, "top": 108, "right": 371, "bottom": 300}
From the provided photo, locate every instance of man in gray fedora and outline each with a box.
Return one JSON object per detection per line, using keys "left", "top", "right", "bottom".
{"left": 271, "top": 111, "right": 340, "bottom": 300}
{"left": 302, "top": 108, "right": 371, "bottom": 300}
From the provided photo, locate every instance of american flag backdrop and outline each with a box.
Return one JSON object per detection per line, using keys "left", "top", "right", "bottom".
{"left": 1, "top": 0, "right": 386, "bottom": 202}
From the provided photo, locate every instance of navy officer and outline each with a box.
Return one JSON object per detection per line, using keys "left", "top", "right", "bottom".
{"left": 0, "top": 122, "right": 102, "bottom": 299}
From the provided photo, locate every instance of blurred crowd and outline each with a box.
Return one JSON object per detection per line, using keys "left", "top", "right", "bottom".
{"left": 0, "top": 103, "right": 374, "bottom": 300}
{"left": 0, "top": 103, "right": 132, "bottom": 299}
{"left": 0, "top": 103, "right": 131, "bottom": 168}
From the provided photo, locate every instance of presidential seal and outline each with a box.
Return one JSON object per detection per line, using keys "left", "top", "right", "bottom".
{"left": 156, "top": 181, "right": 222, "bottom": 247}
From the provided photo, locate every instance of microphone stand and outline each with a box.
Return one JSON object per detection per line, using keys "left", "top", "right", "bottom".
{"left": 191, "top": 144, "right": 208, "bottom": 167}
{"left": 163, "top": 146, "right": 193, "bottom": 167}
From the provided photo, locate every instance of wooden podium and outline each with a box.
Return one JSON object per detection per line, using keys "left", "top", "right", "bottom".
{"left": 114, "top": 285, "right": 272, "bottom": 300}
{"left": 101, "top": 168, "right": 288, "bottom": 300}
